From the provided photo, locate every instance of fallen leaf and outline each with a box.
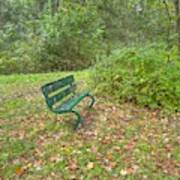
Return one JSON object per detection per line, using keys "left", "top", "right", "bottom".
{"left": 15, "top": 167, "right": 24, "bottom": 176}
{"left": 124, "top": 139, "right": 137, "bottom": 151}
{"left": 68, "top": 160, "right": 78, "bottom": 171}
{"left": 91, "top": 146, "right": 97, "bottom": 153}
{"left": 106, "top": 153, "right": 113, "bottom": 161}
{"left": 50, "top": 156, "right": 61, "bottom": 163}
{"left": 104, "top": 166, "right": 112, "bottom": 172}
{"left": 126, "top": 167, "right": 135, "bottom": 174}
{"left": 23, "top": 163, "right": 33, "bottom": 170}
{"left": 87, "top": 162, "right": 94, "bottom": 169}
{"left": 33, "top": 160, "right": 42, "bottom": 171}
{"left": 120, "top": 169, "right": 127, "bottom": 176}
{"left": 19, "top": 130, "right": 25, "bottom": 139}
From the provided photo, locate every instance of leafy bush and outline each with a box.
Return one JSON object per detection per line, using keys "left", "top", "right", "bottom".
{"left": 0, "top": 1, "right": 104, "bottom": 74}
{"left": 92, "top": 44, "right": 180, "bottom": 112}
{"left": 38, "top": 1, "right": 104, "bottom": 71}
{"left": 0, "top": 35, "right": 43, "bottom": 74}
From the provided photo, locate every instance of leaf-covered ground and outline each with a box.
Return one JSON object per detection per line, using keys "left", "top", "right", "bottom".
{"left": 0, "top": 72, "right": 179, "bottom": 179}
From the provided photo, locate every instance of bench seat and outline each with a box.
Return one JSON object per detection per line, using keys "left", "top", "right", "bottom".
{"left": 53, "top": 90, "right": 90, "bottom": 113}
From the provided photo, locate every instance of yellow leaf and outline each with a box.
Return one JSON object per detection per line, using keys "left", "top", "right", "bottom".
{"left": 15, "top": 167, "right": 24, "bottom": 176}
{"left": 87, "top": 162, "right": 94, "bottom": 169}
{"left": 120, "top": 169, "right": 127, "bottom": 176}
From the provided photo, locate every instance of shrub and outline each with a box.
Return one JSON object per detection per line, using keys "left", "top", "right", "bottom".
{"left": 0, "top": 35, "right": 43, "bottom": 74}
{"left": 92, "top": 44, "right": 180, "bottom": 112}
{"left": 0, "top": 1, "right": 104, "bottom": 74}
{"left": 38, "top": 1, "right": 104, "bottom": 71}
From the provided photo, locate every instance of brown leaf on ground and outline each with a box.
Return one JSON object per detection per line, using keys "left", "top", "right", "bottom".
{"left": 91, "top": 146, "right": 97, "bottom": 153}
{"left": 68, "top": 159, "right": 78, "bottom": 171}
{"left": 124, "top": 139, "right": 137, "bottom": 151}
{"left": 156, "top": 160, "right": 180, "bottom": 176}
{"left": 120, "top": 165, "right": 139, "bottom": 176}
{"left": 101, "top": 136, "right": 112, "bottom": 144}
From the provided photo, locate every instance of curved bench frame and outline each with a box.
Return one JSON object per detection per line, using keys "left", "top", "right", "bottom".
{"left": 41, "top": 75, "right": 95, "bottom": 129}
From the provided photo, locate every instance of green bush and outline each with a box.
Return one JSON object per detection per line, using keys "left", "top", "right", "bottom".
{"left": 38, "top": 1, "right": 104, "bottom": 71}
{"left": 92, "top": 44, "right": 180, "bottom": 112}
{"left": 0, "top": 1, "right": 104, "bottom": 74}
{"left": 0, "top": 35, "right": 43, "bottom": 74}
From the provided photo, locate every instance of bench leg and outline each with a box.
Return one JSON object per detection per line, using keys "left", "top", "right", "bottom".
{"left": 71, "top": 110, "right": 84, "bottom": 130}
{"left": 87, "top": 94, "right": 95, "bottom": 108}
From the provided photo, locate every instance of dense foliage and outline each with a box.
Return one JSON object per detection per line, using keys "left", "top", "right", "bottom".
{"left": 92, "top": 44, "right": 180, "bottom": 112}
{"left": 0, "top": 0, "right": 179, "bottom": 74}
{"left": 0, "top": 0, "right": 104, "bottom": 74}
{"left": 39, "top": 2, "right": 104, "bottom": 71}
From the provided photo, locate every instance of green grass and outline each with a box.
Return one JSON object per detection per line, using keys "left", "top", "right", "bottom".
{"left": 0, "top": 71, "right": 179, "bottom": 179}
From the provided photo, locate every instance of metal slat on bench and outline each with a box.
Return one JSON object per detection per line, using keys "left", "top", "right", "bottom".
{"left": 54, "top": 91, "right": 90, "bottom": 112}
{"left": 46, "top": 84, "right": 76, "bottom": 108}
{"left": 41, "top": 75, "right": 74, "bottom": 97}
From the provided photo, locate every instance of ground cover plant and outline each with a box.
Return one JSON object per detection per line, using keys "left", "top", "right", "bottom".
{"left": 92, "top": 44, "right": 180, "bottom": 113}
{"left": 0, "top": 72, "right": 179, "bottom": 179}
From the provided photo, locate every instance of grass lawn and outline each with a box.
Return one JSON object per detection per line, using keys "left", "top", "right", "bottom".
{"left": 0, "top": 71, "right": 179, "bottom": 179}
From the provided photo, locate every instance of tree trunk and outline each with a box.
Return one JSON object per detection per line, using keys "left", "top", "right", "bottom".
{"left": 37, "top": 0, "right": 46, "bottom": 11}
{"left": 52, "top": 0, "right": 60, "bottom": 14}
{"left": 174, "top": 0, "right": 180, "bottom": 53}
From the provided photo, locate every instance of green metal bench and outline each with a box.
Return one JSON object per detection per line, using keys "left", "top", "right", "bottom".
{"left": 41, "top": 75, "right": 95, "bottom": 129}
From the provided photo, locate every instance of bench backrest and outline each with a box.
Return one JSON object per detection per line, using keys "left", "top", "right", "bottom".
{"left": 41, "top": 75, "right": 76, "bottom": 109}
